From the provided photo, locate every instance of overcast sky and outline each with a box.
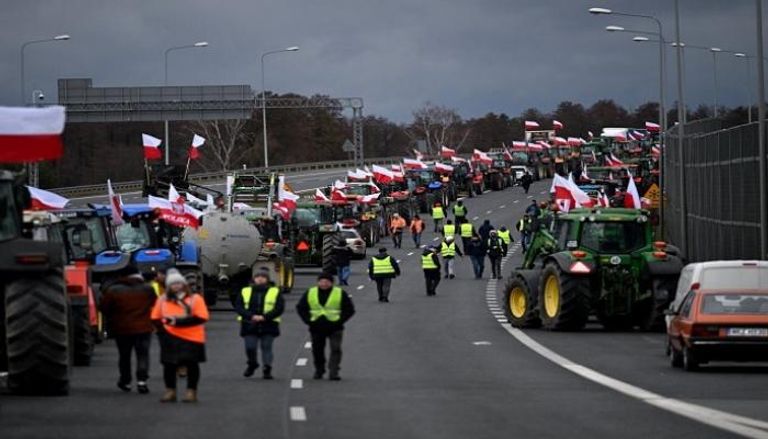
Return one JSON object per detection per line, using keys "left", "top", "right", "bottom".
{"left": 0, "top": 0, "right": 764, "bottom": 122}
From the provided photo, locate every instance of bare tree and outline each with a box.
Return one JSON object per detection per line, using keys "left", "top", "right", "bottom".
{"left": 406, "top": 101, "right": 471, "bottom": 155}
{"left": 187, "top": 119, "right": 256, "bottom": 171}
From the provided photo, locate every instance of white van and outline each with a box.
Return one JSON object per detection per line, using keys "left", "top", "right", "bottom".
{"left": 668, "top": 261, "right": 768, "bottom": 326}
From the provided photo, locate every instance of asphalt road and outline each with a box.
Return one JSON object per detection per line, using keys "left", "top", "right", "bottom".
{"left": 2, "top": 178, "right": 767, "bottom": 439}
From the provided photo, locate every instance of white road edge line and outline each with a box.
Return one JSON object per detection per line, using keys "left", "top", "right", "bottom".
{"left": 499, "top": 323, "right": 768, "bottom": 438}
{"left": 290, "top": 379, "right": 304, "bottom": 389}
{"left": 290, "top": 406, "right": 307, "bottom": 422}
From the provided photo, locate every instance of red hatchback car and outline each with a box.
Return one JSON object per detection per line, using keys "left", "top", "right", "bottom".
{"left": 667, "top": 289, "right": 768, "bottom": 371}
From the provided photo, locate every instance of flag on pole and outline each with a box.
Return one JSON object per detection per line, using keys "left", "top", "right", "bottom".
{"left": 553, "top": 120, "right": 564, "bottom": 130}
{"left": 372, "top": 164, "right": 394, "bottom": 183}
{"left": 624, "top": 170, "right": 642, "bottom": 209}
{"left": 315, "top": 188, "right": 330, "bottom": 202}
{"left": 278, "top": 175, "right": 299, "bottom": 210}
{"left": 472, "top": 149, "right": 492, "bottom": 165}
{"left": 434, "top": 162, "right": 454, "bottom": 174}
{"left": 189, "top": 134, "right": 205, "bottom": 160}
{"left": 645, "top": 121, "right": 661, "bottom": 132}
{"left": 107, "top": 179, "right": 124, "bottom": 226}
{"left": 587, "top": 131, "right": 594, "bottom": 140}
{"left": 0, "top": 106, "right": 65, "bottom": 162}
{"left": 27, "top": 186, "right": 69, "bottom": 210}
{"left": 403, "top": 157, "right": 427, "bottom": 170}
{"left": 412, "top": 149, "right": 424, "bottom": 160}
{"left": 524, "top": 120, "right": 540, "bottom": 130}
{"left": 359, "top": 192, "right": 380, "bottom": 204}
{"left": 142, "top": 134, "right": 163, "bottom": 160}
{"left": 440, "top": 146, "right": 456, "bottom": 158}
{"left": 148, "top": 183, "right": 204, "bottom": 228}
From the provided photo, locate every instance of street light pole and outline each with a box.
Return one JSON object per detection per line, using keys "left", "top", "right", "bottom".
{"left": 674, "top": 0, "right": 688, "bottom": 256}
{"left": 735, "top": 53, "right": 754, "bottom": 122}
{"left": 163, "top": 41, "right": 208, "bottom": 166}
{"left": 710, "top": 48, "right": 722, "bottom": 117}
{"left": 20, "top": 34, "right": 70, "bottom": 104}
{"left": 756, "top": 0, "right": 767, "bottom": 258}
{"left": 260, "top": 46, "right": 299, "bottom": 170}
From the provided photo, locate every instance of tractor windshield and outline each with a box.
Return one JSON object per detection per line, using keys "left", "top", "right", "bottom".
{"left": 62, "top": 217, "right": 110, "bottom": 260}
{"left": 116, "top": 220, "right": 152, "bottom": 252}
{"left": 293, "top": 208, "right": 321, "bottom": 228}
{"left": 0, "top": 182, "right": 20, "bottom": 241}
{"left": 579, "top": 221, "right": 647, "bottom": 253}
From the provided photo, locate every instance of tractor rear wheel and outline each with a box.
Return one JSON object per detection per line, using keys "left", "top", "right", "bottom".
{"left": 538, "top": 263, "right": 590, "bottom": 331}
{"left": 503, "top": 276, "right": 540, "bottom": 328}
{"left": 71, "top": 304, "right": 94, "bottom": 366}
{"left": 322, "top": 233, "right": 338, "bottom": 274}
{"left": 4, "top": 270, "right": 70, "bottom": 395}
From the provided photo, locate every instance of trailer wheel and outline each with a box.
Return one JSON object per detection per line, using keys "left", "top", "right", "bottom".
{"left": 4, "top": 270, "right": 70, "bottom": 395}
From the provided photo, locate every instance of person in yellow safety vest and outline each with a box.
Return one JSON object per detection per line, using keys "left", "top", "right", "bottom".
{"left": 440, "top": 235, "right": 464, "bottom": 279}
{"left": 421, "top": 246, "right": 441, "bottom": 296}
{"left": 442, "top": 219, "right": 456, "bottom": 237}
{"left": 150, "top": 268, "right": 167, "bottom": 297}
{"left": 296, "top": 273, "right": 355, "bottom": 381}
{"left": 453, "top": 200, "right": 468, "bottom": 224}
{"left": 431, "top": 202, "right": 445, "bottom": 232}
{"left": 233, "top": 269, "right": 285, "bottom": 380}
{"left": 497, "top": 226, "right": 513, "bottom": 248}
{"left": 460, "top": 221, "right": 474, "bottom": 254}
{"left": 367, "top": 247, "right": 401, "bottom": 303}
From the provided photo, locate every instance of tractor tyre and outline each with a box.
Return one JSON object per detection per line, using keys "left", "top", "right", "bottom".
{"left": 178, "top": 266, "right": 205, "bottom": 297}
{"left": 4, "top": 270, "right": 70, "bottom": 395}
{"left": 638, "top": 277, "right": 678, "bottom": 332}
{"left": 322, "top": 233, "right": 338, "bottom": 275}
{"left": 71, "top": 304, "right": 94, "bottom": 367}
{"left": 503, "top": 276, "right": 541, "bottom": 328}
{"left": 538, "top": 263, "right": 590, "bottom": 331}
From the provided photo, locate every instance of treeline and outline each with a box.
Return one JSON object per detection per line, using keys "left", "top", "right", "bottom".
{"left": 40, "top": 93, "right": 754, "bottom": 188}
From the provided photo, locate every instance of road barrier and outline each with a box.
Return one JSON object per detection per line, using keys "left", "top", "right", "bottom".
{"left": 665, "top": 119, "right": 765, "bottom": 261}
{"left": 52, "top": 156, "right": 403, "bottom": 197}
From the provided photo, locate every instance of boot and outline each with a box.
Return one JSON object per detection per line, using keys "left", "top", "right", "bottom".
{"left": 243, "top": 364, "right": 258, "bottom": 377}
{"left": 262, "top": 366, "right": 273, "bottom": 380}
{"left": 160, "top": 389, "right": 177, "bottom": 403}
{"left": 182, "top": 389, "right": 198, "bottom": 403}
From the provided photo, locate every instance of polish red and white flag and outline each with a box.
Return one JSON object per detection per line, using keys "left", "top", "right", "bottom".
{"left": 412, "top": 149, "right": 424, "bottom": 160}
{"left": 645, "top": 121, "right": 661, "bottom": 132}
{"left": 440, "top": 146, "right": 456, "bottom": 158}
{"left": 315, "top": 188, "right": 330, "bottom": 202}
{"left": 434, "top": 162, "right": 454, "bottom": 174}
{"left": 472, "top": 149, "right": 492, "bottom": 165}
{"left": 391, "top": 164, "right": 402, "bottom": 171}
{"left": 524, "top": 120, "right": 540, "bottom": 130}
{"left": 359, "top": 192, "right": 380, "bottom": 204}
{"left": 553, "top": 120, "right": 564, "bottom": 130}
{"left": 331, "top": 188, "right": 348, "bottom": 201}
{"left": 403, "top": 158, "right": 427, "bottom": 170}
{"left": 624, "top": 170, "right": 642, "bottom": 209}
{"left": 142, "top": 134, "right": 163, "bottom": 160}
{"left": 27, "top": 186, "right": 69, "bottom": 210}
{"left": 278, "top": 175, "right": 299, "bottom": 210}
{"left": 372, "top": 164, "right": 394, "bottom": 184}
{"left": 0, "top": 106, "right": 65, "bottom": 162}
{"left": 149, "top": 183, "right": 203, "bottom": 228}
{"left": 107, "top": 179, "right": 124, "bottom": 226}
{"left": 188, "top": 134, "right": 205, "bottom": 160}
{"left": 554, "top": 136, "right": 568, "bottom": 146}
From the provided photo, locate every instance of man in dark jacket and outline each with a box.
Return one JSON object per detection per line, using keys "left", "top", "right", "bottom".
{"left": 233, "top": 269, "right": 285, "bottom": 379}
{"left": 333, "top": 244, "right": 354, "bottom": 286}
{"left": 100, "top": 266, "right": 157, "bottom": 394}
{"left": 478, "top": 219, "right": 495, "bottom": 242}
{"left": 467, "top": 234, "right": 487, "bottom": 279}
{"left": 521, "top": 171, "right": 533, "bottom": 194}
{"left": 421, "top": 246, "right": 441, "bottom": 296}
{"left": 296, "top": 273, "right": 355, "bottom": 380}
{"left": 367, "top": 247, "right": 401, "bottom": 302}
{"left": 487, "top": 230, "right": 507, "bottom": 279}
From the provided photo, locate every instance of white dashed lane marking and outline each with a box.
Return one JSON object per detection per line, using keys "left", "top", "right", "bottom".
{"left": 500, "top": 205, "right": 506, "bottom": 209}
{"left": 407, "top": 252, "right": 414, "bottom": 256}
{"left": 472, "top": 216, "right": 479, "bottom": 220}
{"left": 356, "top": 285, "right": 365, "bottom": 290}
{"left": 514, "top": 200, "right": 519, "bottom": 203}
{"left": 290, "top": 379, "right": 304, "bottom": 389}
{"left": 290, "top": 406, "right": 307, "bottom": 422}
{"left": 296, "top": 358, "right": 308, "bottom": 367}
{"left": 486, "top": 210, "right": 492, "bottom": 214}
{"left": 304, "top": 342, "right": 312, "bottom": 349}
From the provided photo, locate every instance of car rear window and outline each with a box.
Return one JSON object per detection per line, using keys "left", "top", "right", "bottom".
{"left": 700, "top": 267, "right": 768, "bottom": 289}
{"left": 341, "top": 231, "right": 358, "bottom": 239}
{"left": 700, "top": 294, "right": 768, "bottom": 315}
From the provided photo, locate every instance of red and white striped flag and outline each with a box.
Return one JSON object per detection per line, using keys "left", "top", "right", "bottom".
{"left": 0, "top": 106, "right": 65, "bottom": 162}
{"left": 553, "top": 120, "right": 564, "bottom": 130}
{"left": 472, "top": 149, "right": 492, "bottom": 165}
{"left": 624, "top": 170, "right": 642, "bottom": 209}
{"left": 403, "top": 158, "right": 427, "bottom": 170}
{"left": 524, "top": 120, "right": 540, "bottom": 130}
{"left": 142, "top": 134, "right": 163, "bottom": 160}
{"left": 412, "top": 149, "right": 424, "bottom": 160}
{"left": 645, "top": 121, "right": 661, "bottom": 132}
{"left": 440, "top": 146, "right": 456, "bottom": 158}
{"left": 567, "top": 137, "right": 582, "bottom": 147}
{"left": 391, "top": 164, "right": 402, "bottom": 171}
{"left": 554, "top": 136, "right": 568, "bottom": 146}
{"left": 434, "top": 162, "right": 454, "bottom": 174}
{"left": 315, "top": 188, "right": 330, "bottom": 202}
{"left": 107, "top": 179, "right": 124, "bottom": 226}
{"left": 27, "top": 186, "right": 68, "bottom": 210}
{"left": 189, "top": 134, "right": 205, "bottom": 160}
{"left": 372, "top": 164, "right": 394, "bottom": 184}
{"left": 359, "top": 192, "right": 380, "bottom": 204}
{"left": 278, "top": 176, "right": 299, "bottom": 210}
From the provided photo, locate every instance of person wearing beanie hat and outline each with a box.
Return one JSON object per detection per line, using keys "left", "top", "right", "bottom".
{"left": 234, "top": 269, "right": 284, "bottom": 379}
{"left": 151, "top": 268, "right": 209, "bottom": 403}
{"left": 296, "top": 273, "right": 355, "bottom": 381}
{"left": 421, "top": 245, "right": 441, "bottom": 296}
{"left": 368, "top": 247, "right": 400, "bottom": 302}
{"left": 100, "top": 265, "right": 156, "bottom": 394}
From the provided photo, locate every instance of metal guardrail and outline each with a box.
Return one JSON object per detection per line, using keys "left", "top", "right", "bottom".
{"left": 53, "top": 157, "right": 403, "bottom": 198}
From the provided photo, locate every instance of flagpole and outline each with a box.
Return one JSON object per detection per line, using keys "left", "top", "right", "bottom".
{"left": 184, "top": 156, "right": 192, "bottom": 181}
{"left": 144, "top": 158, "right": 151, "bottom": 192}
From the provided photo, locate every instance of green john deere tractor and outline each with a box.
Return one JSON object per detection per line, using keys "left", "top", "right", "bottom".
{"left": 503, "top": 208, "right": 683, "bottom": 331}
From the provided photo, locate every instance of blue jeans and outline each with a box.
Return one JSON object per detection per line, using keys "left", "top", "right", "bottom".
{"left": 470, "top": 256, "right": 484, "bottom": 279}
{"left": 338, "top": 265, "right": 351, "bottom": 285}
{"left": 244, "top": 334, "right": 275, "bottom": 367}
{"left": 413, "top": 233, "right": 422, "bottom": 247}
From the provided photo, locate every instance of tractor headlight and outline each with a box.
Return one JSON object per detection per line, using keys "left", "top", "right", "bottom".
{"left": 637, "top": 215, "right": 648, "bottom": 223}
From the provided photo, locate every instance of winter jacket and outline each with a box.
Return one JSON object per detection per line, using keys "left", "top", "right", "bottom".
{"left": 100, "top": 275, "right": 157, "bottom": 336}
{"left": 296, "top": 286, "right": 356, "bottom": 334}
{"left": 467, "top": 239, "right": 487, "bottom": 258}
{"left": 333, "top": 245, "right": 353, "bottom": 267}
{"left": 233, "top": 284, "right": 285, "bottom": 337}
{"left": 478, "top": 221, "right": 494, "bottom": 242}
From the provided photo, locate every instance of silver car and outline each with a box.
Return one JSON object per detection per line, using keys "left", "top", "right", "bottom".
{"left": 340, "top": 228, "right": 367, "bottom": 259}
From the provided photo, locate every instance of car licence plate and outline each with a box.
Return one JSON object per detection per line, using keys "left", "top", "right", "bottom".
{"left": 727, "top": 327, "right": 768, "bottom": 337}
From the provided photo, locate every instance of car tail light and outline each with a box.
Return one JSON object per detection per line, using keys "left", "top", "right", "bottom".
{"left": 653, "top": 251, "right": 667, "bottom": 259}
{"left": 571, "top": 250, "right": 587, "bottom": 259}
{"left": 691, "top": 282, "right": 700, "bottom": 291}
{"left": 691, "top": 324, "right": 720, "bottom": 338}
{"left": 354, "top": 240, "right": 364, "bottom": 246}
{"left": 569, "top": 261, "right": 591, "bottom": 274}
{"left": 16, "top": 254, "right": 49, "bottom": 265}
{"left": 653, "top": 241, "right": 667, "bottom": 250}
